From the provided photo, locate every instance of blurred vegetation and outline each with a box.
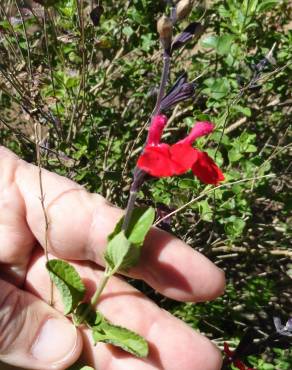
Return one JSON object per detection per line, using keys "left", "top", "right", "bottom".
{"left": 0, "top": 0, "right": 291, "bottom": 368}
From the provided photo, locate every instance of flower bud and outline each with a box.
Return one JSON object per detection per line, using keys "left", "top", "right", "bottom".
{"left": 176, "top": 0, "right": 193, "bottom": 21}
{"left": 157, "top": 15, "right": 173, "bottom": 49}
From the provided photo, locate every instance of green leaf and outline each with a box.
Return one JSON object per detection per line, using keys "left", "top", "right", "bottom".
{"left": 198, "top": 200, "right": 213, "bottom": 222}
{"left": 203, "top": 78, "right": 230, "bottom": 100}
{"left": 257, "top": 0, "right": 278, "bottom": 12}
{"left": 234, "top": 105, "right": 252, "bottom": 117}
{"left": 228, "top": 148, "right": 242, "bottom": 162}
{"left": 46, "top": 259, "right": 86, "bottom": 315}
{"left": 216, "top": 34, "right": 234, "bottom": 55}
{"left": 225, "top": 218, "right": 246, "bottom": 239}
{"left": 178, "top": 178, "right": 197, "bottom": 189}
{"left": 201, "top": 35, "right": 218, "bottom": 49}
{"left": 104, "top": 230, "right": 131, "bottom": 271}
{"left": 92, "top": 312, "right": 148, "bottom": 358}
{"left": 105, "top": 207, "right": 155, "bottom": 271}
{"left": 126, "top": 207, "right": 155, "bottom": 245}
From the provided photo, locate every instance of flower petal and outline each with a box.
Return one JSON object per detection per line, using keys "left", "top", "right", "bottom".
{"left": 224, "top": 342, "right": 233, "bottom": 357}
{"left": 137, "top": 144, "right": 173, "bottom": 177}
{"left": 147, "top": 115, "right": 168, "bottom": 145}
{"left": 191, "top": 150, "right": 224, "bottom": 185}
{"left": 137, "top": 143, "right": 197, "bottom": 177}
{"left": 179, "top": 121, "right": 214, "bottom": 145}
{"left": 234, "top": 360, "right": 248, "bottom": 370}
{"left": 169, "top": 143, "right": 198, "bottom": 174}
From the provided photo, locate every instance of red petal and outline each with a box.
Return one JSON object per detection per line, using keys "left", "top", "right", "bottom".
{"left": 137, "top": 143, "right": 197, "bottom": 177}
{"left": 223, "top": 342, "right": 233, "bottom": 357}
{"left": 169, "top": 143, "right": 198, "bottom": 175}
{"left": 191, "top": 150, "right": 225, "bottom": 185}
{"left": 234, "top": 360, "right": 248, "bottom": 370}
{"left": 137, "top": 144, "right": 173, "bottom": 177}
{"left": 147, "top": 115, "right": 168, "bottom": 145}
{"left": 178, "top": 121, "right": 214, "bottom": 145}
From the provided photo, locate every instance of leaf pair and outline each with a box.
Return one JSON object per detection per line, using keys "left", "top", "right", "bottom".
{"left": 45, "top": 207, "right": 155, "bottom": 360}
{"left": 46, "top": 260, "right": 149, "bottom": 358}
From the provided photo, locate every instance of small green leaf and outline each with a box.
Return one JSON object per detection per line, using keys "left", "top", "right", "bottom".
{"left": 79, "top": 367, "right": 95, "bottom": 370}
{"left": 178, "top": 178, "right": 197, "bottom": 189}
{"left": 105, "top": 207, "right": 155, "bottom": 271}
{"left": 126, "top": 207, "right": 155, "bottom": 245}
{"left": 234, "top": 105, "right": 252, "bottom": 117}
{"left": 92, "top": 312, "right": 148, "bottom": 358}
{"left": 104, "top": 231, "right": 131, "bottom": 271}
{"left": 228, "top": 148, "right": 242, "bottom": 162}
{"left": 46, "top": 259, "right": 86, "bottom": 315}
{"left": 216, "top": 34, "right": 234, "bottom": 55}
{"left": 257, "top": 0, "right": 278, "bottom": 12}
{"left": 225, "top": 218, "right": 246, "bottom": 239}
{"left": 198, "top": 200, "right": 213, "bottom": 222}
{"left": 201, "top": 35, "right": 218, "bottom": 49}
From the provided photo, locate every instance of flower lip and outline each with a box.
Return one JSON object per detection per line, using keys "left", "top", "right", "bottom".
{"left": 137, "top": 142, "right": 198, "bottom": 177}
{"left": 138, "top": 117, "right": 224, "bottom": 184}
{"left": 147, "top": 114, "right": 168, "bottom": 146}
{"left": 178, "top": 121, "right": 214, "bottom": 145}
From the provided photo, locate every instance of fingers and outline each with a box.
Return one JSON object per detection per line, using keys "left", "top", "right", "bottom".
{"left": 0, "top": 146, "right": 225, "bottom": 302}
{"left": 0, "top": 278, "right": 82, "bottom": 370}
{"left": 0, "top": 148, "right": 35, "bottom": 284}
{"left": 26, "top": 252, "right": 223, "bottom": 370}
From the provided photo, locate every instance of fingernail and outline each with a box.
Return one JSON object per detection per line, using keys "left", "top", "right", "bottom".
{"left": 32, "top": 318, "right": 78, "bottom": 364}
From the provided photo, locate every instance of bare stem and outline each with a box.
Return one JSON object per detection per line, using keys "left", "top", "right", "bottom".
{"left": 34, "top": 122, "right": 54, "bottom": 306}
{"left": 91, "top": 273, "right": 111, "bottom": 307}
{"left": 154, "top": 173, "right": 277, "bottom": 226}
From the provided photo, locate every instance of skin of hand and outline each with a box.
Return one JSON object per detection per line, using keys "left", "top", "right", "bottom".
{"left": 0, "top": 146, "right": 225, "bottom": 370}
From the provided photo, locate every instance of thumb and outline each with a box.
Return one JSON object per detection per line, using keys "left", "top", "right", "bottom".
{"left": 0, "top": 279, "right": 82, "bottom": 370}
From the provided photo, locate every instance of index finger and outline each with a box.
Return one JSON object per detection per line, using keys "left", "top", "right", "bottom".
{"left": 0, "top": 146, "right": 225, "bottom": 302}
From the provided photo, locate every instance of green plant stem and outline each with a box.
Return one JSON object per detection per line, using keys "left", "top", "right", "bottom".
{"left": 78, "top": 270, "right": 111, "bottom": 325}
{"left": 90, "top": 272, "right": 111, "bottom": 307}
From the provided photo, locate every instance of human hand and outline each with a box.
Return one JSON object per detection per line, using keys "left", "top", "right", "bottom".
{"left": 0, "top": 146, "right": 225, "bottom": 370}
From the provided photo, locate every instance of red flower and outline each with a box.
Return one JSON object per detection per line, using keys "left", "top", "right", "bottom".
{"left": 192, "top": 150, "right": 225, "bottom": 185}
{"left": 223, "top": 342, "right": 256, "bottom": 370}
{"left": 137, "top": 115, "right": 224, "bottom": 184}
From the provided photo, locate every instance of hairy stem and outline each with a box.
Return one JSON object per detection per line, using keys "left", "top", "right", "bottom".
{"left": 90, "top": 273, "right": 111, "bottom": 307}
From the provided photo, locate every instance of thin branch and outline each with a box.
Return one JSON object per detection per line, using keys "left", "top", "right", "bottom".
{"left": 34, "top": 122, "right": 53, "bottom": 305}
{"left": 154, "top": 174, "right": 277, "bottom": 226}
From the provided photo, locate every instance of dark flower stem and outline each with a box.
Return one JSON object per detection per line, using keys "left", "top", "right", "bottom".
{"left": 152, "top": 50, "right": 171, "bottom": 118}
{"left": 122, "top": 48, "right": 172, "bottom": 232}
{"left": 122, "top": 190, "right": 138, "bottom": 231}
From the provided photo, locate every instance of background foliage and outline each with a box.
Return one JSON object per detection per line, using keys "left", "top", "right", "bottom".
{"left": 0, "top": 0, "right": 291, "bottom": 368}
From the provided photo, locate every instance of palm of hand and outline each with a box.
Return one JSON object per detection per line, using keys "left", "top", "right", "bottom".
{"left": 0, "top": 147, "right": 224, "bottom": 370}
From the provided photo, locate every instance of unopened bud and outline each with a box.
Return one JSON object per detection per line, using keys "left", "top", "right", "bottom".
{"left": 157, "top": 15, "right": 173, "bottom": 49}
{"left": 176, "top": 0, "right": 193, "bottom": 21}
